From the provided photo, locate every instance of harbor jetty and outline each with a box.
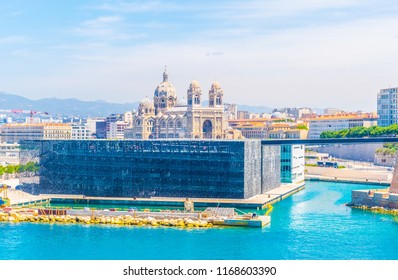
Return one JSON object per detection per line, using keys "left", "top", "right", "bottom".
{"left": 0, "top": 206, "right": 270, "bottom": 228}
{"left": 1, "top": 182, "right": 304, "bottom": 228}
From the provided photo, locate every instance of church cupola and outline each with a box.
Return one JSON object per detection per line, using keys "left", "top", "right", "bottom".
{"left": 154, "top": 67, "right": 177, "bottom": 114}
{"left": 187, "top": 80, "right": 202, "bottom": 108}
{"left": 208, "top": 81, "right": 223, "bottom": 107}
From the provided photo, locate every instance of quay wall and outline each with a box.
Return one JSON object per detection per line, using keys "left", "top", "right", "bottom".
{"left": 305, "top": 166, "right": 392, "bottom": 182}
{"left": 310, "top": 143, "right": 381, "bottom": 162}
{"left": 351, "top": 190, "right": 398, "bottom": 209}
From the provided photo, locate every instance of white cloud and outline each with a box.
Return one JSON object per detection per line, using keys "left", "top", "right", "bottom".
{"left": 0, "top": 36, "right": 27, "bottom": 44}
{"left": 83, "top": 16, "right": 124, "bottom": 27}
{"left": 39, "top": 16, "right": 398, "bottom": 110}
{"left": 73, "top": 15, "right": 133, "bottom": 41}
{"left": 3, "top": 0, "right": 398, "bottom": 112}
{"left": 92, "top": 0, "right": 364, "bottom": 17}
{"left": 92, "top": 1, "right": 183, "bottom": 13}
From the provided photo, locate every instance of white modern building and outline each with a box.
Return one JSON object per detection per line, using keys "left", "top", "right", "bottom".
{"left": 0, "top": 142, "right": 20, "bottom": 165}
{"left": 281, "top": 144, "right": 305, "bottom": 183}
{"left": 71, "top": 124, "right": 92, "bottom": 140}
{"left": 107, "top": 121, "right": 128, "bottom": 140}
{"left": 308, "top": 113, "right": 378, "bottom": 139}
{"left": 86, "top": 117, "right": 106, "bottom": 139}
{"left": 377, "top": 87, "right": 398, "bottom": 127}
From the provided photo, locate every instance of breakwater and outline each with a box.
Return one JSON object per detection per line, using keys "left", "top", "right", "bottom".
{"left": 0, "top": 207, "right": 269, "bottom": 228}
{"left": 347, "top": 204, "right": 398, "bottom": 215}
{"left": 0, "top": 212, "right": 213, "bottom": 228}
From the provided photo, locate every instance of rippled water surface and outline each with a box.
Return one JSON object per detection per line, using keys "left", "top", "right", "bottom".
{"left": 1, "top": 181, "right": 398, "bottom": 260}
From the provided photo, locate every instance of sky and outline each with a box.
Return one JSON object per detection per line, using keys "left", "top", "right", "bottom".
{"left": 1, "top": 0, "right": 398, "bottom": 111}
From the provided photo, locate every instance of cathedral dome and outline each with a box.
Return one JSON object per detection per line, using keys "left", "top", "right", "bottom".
{"left": 271, "top": 112, "right": 284, "bottom": 119}
{"left": 139, "top": 97, "right": 154, "bottom": 108}
{"left": 154, "top": 69, "right": 177, "bottom": 98}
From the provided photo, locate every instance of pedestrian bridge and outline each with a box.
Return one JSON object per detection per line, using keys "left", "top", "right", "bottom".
{"left": 261, "top": 137, "right": 398, "bottom": 145}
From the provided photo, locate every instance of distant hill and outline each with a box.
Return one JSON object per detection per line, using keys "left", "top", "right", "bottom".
{"left": 0, "top": 92, "right": 276, "bottom": 116}
{"left": 0, "top": 92, "right": 139, "bottom": 117}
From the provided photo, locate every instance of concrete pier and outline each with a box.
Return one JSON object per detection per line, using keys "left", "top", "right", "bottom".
{"left": 7, "top": 189, "right": 50, "bottom": 206}
{"left": 40, "top": 182, "right": 305, "bottom": 209}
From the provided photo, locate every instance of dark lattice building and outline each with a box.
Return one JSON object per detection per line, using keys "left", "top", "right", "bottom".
{"left": 20, "top": 139, "right": 281, "bottom": 199}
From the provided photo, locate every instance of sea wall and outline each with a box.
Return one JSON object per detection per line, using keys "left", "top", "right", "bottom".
{"left": 351, "top": 190, "right": 398, "bottom": 209}
{"left": 306, "top": 166, "right": 392, "bottom": 182}
{"left": 311, "top": 143, "right": 381, "bottom": 162}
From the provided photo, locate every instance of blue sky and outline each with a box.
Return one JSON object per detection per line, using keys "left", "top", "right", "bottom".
{"left": 1, "top": 0, "right": 398, "bottom": 111}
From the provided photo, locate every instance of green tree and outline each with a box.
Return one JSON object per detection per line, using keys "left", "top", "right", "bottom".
{"left": 16, "top": 165, "right": 26, "bottom": 173}
{"left": 25, "top": 161, "right": 39, "bottom": 172}
{"left": 297, "top": 124, "right": 308, "bottom": 130}
{"left": 5, "top": 165, "right": 16, "bottom": 174}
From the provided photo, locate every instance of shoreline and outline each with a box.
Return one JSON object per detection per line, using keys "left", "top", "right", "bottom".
{"left": 9, "top": 182, "right": 306, "bottom": 210}
{"left": 347, "top": 204, "right": 398, "bottom": 216}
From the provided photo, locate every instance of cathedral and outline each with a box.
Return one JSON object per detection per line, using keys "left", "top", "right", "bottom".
{"left": 128, "top": 69, "right": 228, "bottom": 139}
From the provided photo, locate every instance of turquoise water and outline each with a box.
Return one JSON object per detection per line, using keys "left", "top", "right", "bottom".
{"left": 1, "top": 181, "right": 398, "bottom": 260}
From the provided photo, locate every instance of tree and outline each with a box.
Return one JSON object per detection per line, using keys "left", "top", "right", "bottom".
{"left": 25, "top": 161, "right": 39, "bottom": 173}
{"left": 320, "top": 124, "right": 398, "bottom": 139}
{"left": 5, "top": 165, "right": 16, "bottom": 174}
{"left": 297, "top": 124, "right": 308, "bottom": 130}
{"left": 16, "top": 165, "right": 25, "bottom": 173}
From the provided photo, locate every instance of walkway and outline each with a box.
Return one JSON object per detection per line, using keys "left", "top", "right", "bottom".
{"left": 7, "top": 189, "right": 50, "bottom": 206}
{"left": 41, "top": 182, "right": 305, "bottom": 209}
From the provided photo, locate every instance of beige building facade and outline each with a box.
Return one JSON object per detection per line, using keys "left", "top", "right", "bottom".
{"left": 0, "top": 123, "right": 72, "bottom": 143}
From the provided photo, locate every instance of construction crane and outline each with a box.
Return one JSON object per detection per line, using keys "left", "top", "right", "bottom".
{"left": 7, "top": 109, "right": 49, "bottom": 124}
{"left": 28, "top": 110, "right": 49, "bottom": 124}
{"left": 0, "top": 184, "right": 10, "bottom": 207}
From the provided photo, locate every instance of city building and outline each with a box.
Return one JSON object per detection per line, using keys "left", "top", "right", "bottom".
{"left": 280, "top": 144, "right": 305, "bottom": 183}
{"left": 127, "top": 69, "right": 228, "bottom": 139}
{"left": 224, "top": 103, "right": 238, "bottom": 120}
{"left": 21, "top": 139, "right": 281, "bottom": 199}
{"left": 86, "top": 117, "right": 106, "bottom": 138}
{"left": 377, "top": 87, "right": 398, "bottom": 127}
{"left": 124, "top": 111, "right": 134, "bottom": 128}
{"left": 95, "top": 121, "right": 107, "bottom": 139}
{"left": 229, "top": 119, "right": 268, "bottom": 138}
{"left": 237, "top": 111, "right": 250, "bottom": 120}
{"left": 0, "top": 123, "right": 72, "bottom": 143}
{"left": 228, "top": 118, "right": 308, "bottom": 139}
{"left": 374, "top": 151, "right": 395, "bottom": 167}
{"left": 71, "top": 124, "right": 91, "bottom": 140}
{"left": 307, "top": 113, "right": 378, "bottom": 139}
{"left": 107, "top": 121, "right": 129, "bottom": 140}
{"left": 267, "top": 125, "right": 308, "bottom": 139}
{"left": 0, "top": 142, "right": 20, "bottom": 165}
{"left": 273, "top": 107, "right": 315, "bottom": 119}
{"left": 105, "top": 114, "right": 128, "bottom": 139}
{"left": 324, "top": 108, "right": 345, "bottom": 115}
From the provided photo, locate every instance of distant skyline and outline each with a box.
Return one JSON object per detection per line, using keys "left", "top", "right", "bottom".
{"left": 1, "top": 0, "right": 397, "bottom": 112}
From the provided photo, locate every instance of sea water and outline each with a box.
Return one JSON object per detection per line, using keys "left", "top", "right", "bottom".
{"left": 1, "top": 181, "right": 398, "bottom": 260}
